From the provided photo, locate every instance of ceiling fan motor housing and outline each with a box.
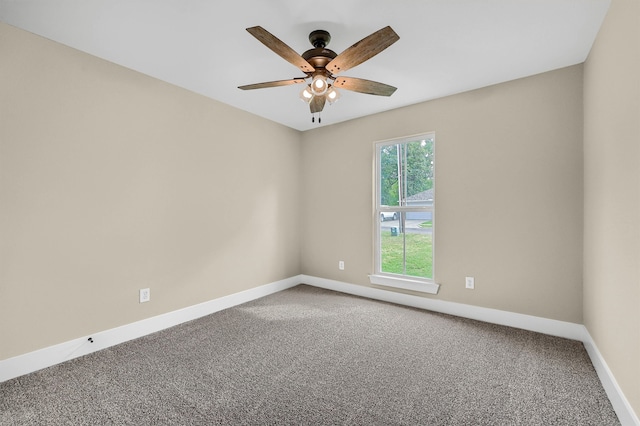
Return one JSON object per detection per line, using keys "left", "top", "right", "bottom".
{"left": 304, "top": 30, "right": 337, "bottom": 73}
{"left": 302, "top": 47, "right": 337, "bottom": 71}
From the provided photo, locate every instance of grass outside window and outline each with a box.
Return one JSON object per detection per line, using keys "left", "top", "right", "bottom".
{"left": 380, "top": 232, "right": 433, "bottom": 279}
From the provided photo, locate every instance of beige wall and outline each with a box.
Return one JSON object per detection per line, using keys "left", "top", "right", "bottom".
{"left": 583, "top": 0, "right": 640, "bottom": 416}
{"left": 0, "top": 23, "right": 302, "bottom": 360}
{"left": 301, "top": 65, "right": 584, "bottom": 323}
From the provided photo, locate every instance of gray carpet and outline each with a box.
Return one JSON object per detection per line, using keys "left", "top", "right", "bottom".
{"left": 0, "top": 285, "right": 619, "bottom": 425}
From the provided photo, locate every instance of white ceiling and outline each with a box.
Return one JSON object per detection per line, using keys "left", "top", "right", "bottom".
{"left": 1, "top": 0, "right": 610, "bottom": 131}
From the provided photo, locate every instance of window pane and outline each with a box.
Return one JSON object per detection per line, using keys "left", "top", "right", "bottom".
{"left": 380, "top": 217, "right": 404, "bottom": 275}
{"left": 379, "top": 144, "right": 400, "bottom": 207}
{"left": 379, "top": 138, "right": 434, "bottom": 207}
{"left": 404, "top": 220, "right": 433, "bottom": 279}
{"left": 379, "top": 214, "right": 433, "bottom": 279}
{"left": 403, "top": 138, "right": 434, "bottom": 202}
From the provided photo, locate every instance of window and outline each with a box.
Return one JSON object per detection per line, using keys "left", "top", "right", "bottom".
{"left": 370, "top": 133, "right": 439, "bottom": 294}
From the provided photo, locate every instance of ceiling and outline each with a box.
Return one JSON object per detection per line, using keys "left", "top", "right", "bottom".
{"left": 0, "top": 0, "right": 610, "bottom": 131}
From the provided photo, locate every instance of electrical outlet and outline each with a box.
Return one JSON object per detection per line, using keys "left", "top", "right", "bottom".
{"left": 338, "top": 260, "right": 345, "bottom": 270}
{"left": 465, "top": 277, "right": 475, "bottom": 290}
{"left": 139, "top": 288, "right": 150, "bottom": 303}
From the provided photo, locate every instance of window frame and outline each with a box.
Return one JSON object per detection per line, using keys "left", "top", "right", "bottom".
{"left": 370, "top": 132, "right": 439, "bottom": 295}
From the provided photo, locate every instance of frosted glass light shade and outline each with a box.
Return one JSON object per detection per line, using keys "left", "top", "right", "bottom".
{"left": 300, "top": 86, "right": 313, "bottom": 103}
{"left": 311, "top": 75, "right": 328, "bottom": 96}
{"left": 326, "top": 86, "right": 340, "bottom": 104}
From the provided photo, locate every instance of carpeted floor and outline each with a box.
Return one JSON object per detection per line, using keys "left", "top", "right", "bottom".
{"left": 0, "top": 285, "right": 620, "bottom": 425}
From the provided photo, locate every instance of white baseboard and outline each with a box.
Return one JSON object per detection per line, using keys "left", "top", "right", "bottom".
{"left": 0, "top": 275, "right": 301, "bottom": 383}
{"left": 582, "top": 331, "right": 640, "bottom": 426}
{"left": 301, "top": 275, "right": 586, "bottom": 340}
{"left": 301, "top": 275, "right": 638, "bottom": 425}
{"left": 3, "top": 274, "right": 637, "bottom": 424}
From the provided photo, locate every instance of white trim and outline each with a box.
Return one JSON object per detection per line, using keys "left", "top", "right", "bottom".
{"left": 0, "top": 275, "right": 301, "bottom": 383}
{"left": 3, "top": 274, "right": 637, "bottom": 424}
{"left": 374, "top": 131, "right": 437, "bottom": 146}
{"left": 302, "top": 274, "right": 586, "bottom": 340}
{"left": 374, "top": 133, "right": 436, "bottom": 282}
{"left": 582, "top": 330, "right": 640, "bottom": 426}
{"left": 369, "top": 274, "right": 440, "bottom": 294}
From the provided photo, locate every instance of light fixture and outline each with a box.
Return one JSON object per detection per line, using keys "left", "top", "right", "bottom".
{"left": 299, "top": 86, "right": 313, "bottom": 103}
{"left": 326, "top": 86, "right": 340, "bottom": 104}
{"left": 239, "top": 26, "right": 400, "bottom": 124}
{"left": 310, "top": 75, "right": 328, "bottom": 96}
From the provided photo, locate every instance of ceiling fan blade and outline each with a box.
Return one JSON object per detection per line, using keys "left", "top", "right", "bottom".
{"left": 326, "top": 26, "right": 399, "bottom": 75}
{"left": 238, "top": 78, "right": 307, "bottom": 90}
{"left": 246, "top": 26, "right": 315, "bottom": 73}
{"left": 334, "top": 77, "right": 397, "bottom": 96}
{"left": 310, "top": 96, "right": 326, "bottom": 114}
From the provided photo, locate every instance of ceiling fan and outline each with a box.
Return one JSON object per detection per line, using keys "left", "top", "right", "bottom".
{"left": 238, "top": 26, "right": 400, "bottom": 123}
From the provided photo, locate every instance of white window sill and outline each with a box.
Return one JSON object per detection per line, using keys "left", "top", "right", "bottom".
{"left": 369, "top": 274, "right": 440, "bottom": 295}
